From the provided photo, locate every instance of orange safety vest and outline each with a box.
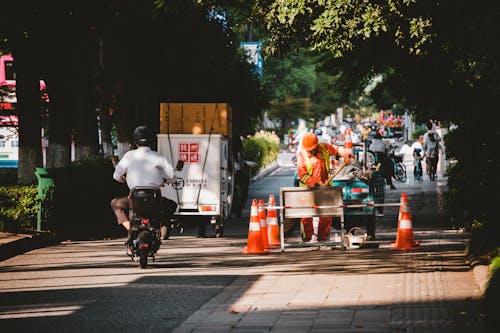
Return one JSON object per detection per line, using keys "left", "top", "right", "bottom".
{"left": 299, "top": 143, "right": 331, "bottom": 187}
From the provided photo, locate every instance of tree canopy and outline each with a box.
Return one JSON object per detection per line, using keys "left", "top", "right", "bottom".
{"left": 0, "top": 1, "right": 267, "bottom": 183}
{"left": 260, "top": 0, "right": 500, "bottom": 241}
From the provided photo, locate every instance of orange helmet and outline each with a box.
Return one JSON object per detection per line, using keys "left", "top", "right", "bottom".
{"left": 302, "top": 132, "right": 318, "bottom": 151}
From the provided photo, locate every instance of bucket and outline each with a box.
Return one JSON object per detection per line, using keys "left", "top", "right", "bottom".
{"left": 343, "top": 227, "right": 367, "bottom": 249}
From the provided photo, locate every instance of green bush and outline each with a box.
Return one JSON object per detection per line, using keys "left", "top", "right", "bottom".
{"left": 484, "top": 253, "right": 500, "bottom": 330}
{"left": 0, "top": 185, "right": 38, "bottom": 232}
{"left": 0, "top": 155, "right": 127, "bottom": 238}
{"left": 411, "top": 125, "right": 427, "bottom": 140}
{"left": 69, "top": 154, "right": 115, "bottom": 169}
{"left": 242, "top": 130, "right": 280, "bottom": 168}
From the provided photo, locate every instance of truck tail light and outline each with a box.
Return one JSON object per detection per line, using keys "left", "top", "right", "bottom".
{"left": 199, "top": 205, "right": 216, "bottom": 212}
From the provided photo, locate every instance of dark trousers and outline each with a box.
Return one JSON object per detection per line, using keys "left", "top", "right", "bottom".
{"left": 110, "top": 196, "right": 177, "bottom": 225}
{"left": 374, "top": 152, "right": 394, "bottom": 186}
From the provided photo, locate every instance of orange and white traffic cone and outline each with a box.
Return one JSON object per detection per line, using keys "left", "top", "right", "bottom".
{"left": 243, "top": 199, "right": 268, "bottom": 254}
{"left": 343, "top": 128, "right": 353, "bottom": 162}
{"left": 266, "top": 194, "right": 281, "bottom": 248}
{"left": 341, "top": 128, "right": 354, "bottom": 164}
{"left": 391, "top": 192, "right": 420, "bottom": 251}
{"left": 397, "top": 192, "right": 405, "bottom": 222}
{"left": 258, "top": 199, "right": 270, "bottom": 249}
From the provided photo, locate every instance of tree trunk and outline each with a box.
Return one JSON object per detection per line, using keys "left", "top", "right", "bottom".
{"left": 71, "top": 29, "right": 99, "bottom": 161}
{"left": 96, "top": 36, "right": 114, "bottom": 157}
{"left": 113, "top": 78, "right": 133, "bottom": 158}
{"left": 12, "top": 34, "right": 43, "bottom": 185}
{"left": 103, "top": 25, "right": 133, "bottom": 158}
{"left": 44, "top": 71, "right": 72, "bottom": 168}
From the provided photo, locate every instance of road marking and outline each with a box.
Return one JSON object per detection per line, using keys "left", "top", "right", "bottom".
{"left": 0, "top": 305, "right": 82, "bottom": 319}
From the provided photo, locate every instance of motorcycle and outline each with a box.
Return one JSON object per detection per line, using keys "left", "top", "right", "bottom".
{"left": 126, "top": 160, "right": 184, "bottom": 268}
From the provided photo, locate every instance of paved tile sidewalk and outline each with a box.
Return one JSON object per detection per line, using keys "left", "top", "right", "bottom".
{"left": 173, "top": 230, "right": 485, "bottom": 333}
{"left": 0, "top": 232, "right": 53, "bottom": 261}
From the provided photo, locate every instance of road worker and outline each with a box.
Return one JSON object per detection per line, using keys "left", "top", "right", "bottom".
{"left": 297, "top": 132, "right": 346, "bottom": 242}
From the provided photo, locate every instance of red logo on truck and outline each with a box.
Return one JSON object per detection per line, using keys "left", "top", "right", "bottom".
{"left": 179, "top": 142, "right": 200, "bottom": 163}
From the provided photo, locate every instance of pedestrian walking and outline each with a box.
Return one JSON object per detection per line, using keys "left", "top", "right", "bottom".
{"left": 423, "top": 132, "right": 442, "bottom": 180}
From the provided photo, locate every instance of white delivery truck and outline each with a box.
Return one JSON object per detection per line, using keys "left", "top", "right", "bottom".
{"left": 157, "top": 104, "right": 234, "bottom": 237}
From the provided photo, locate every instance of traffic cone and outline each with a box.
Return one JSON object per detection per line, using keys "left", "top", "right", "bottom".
{"left": 397, "top": 192, "right": 405, "bottom": 222}
{"left": 258, "top": 199, "right": 270, "bottom": 249}
{"left": 391, "top": 192, "right": 420, "bottom": 251}
{"left": 266, "top": 194, "right": 281, "bottom": 248}
{"left": 243, "top": 199, "right": 268, "bottom": 254}
{"left": 344, "top": 128, "right": 353, "bottom": 161}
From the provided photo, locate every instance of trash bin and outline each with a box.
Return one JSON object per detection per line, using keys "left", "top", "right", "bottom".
{"left": 35, "top": 168, "right": 55, "bottom": 232}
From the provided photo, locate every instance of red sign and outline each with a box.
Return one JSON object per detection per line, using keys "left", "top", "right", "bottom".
{"left": 179, "top": 142, "right": 200, "bottom": 163}
{"left": 190, "top": 143, "right": 199, "bottom": 153}
{"left": 189, "top": 153, "right": 199, "bottom": 163}
{"left": 179, "top": 143, "right": 189, "bottom": 152}
{"left": 179, "top": 153, "right": 189, "bottom": 162}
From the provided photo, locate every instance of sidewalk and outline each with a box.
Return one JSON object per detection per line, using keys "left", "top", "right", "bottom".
{"left": 0, "top": 161, "right": 491, "bottom": 332}
{"left": 0, "top": 231, "right": 54, "bottom": 261}
{"left": 173, "top": 230, "right": 486, "bottom": 332}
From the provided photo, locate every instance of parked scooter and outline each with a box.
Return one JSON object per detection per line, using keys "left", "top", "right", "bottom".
{"left": 126, "top": 160, "right": 184, "bottom": 268}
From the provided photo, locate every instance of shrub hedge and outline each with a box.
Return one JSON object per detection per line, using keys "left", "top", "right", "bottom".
{"left": 0, "top": 155, "right": 128, "bottom": 239}
{"left": 0, "top": 185, "right": 38, "bottom": 233}
{"left": 242, "top": 130, "right": 280, "bottom": 168}
{"left": 484, "top": 252, "right": 500, "bottom": 329}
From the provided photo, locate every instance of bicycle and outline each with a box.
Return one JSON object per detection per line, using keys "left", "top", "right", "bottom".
{"left": 388, "top": 145, "right": 407, "bottom": 182}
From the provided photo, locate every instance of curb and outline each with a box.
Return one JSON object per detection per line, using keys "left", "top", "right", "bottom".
{"left": 0, "top": 232, "right": 56, "bottom": 261}
{"left": 468, "top": 255, "right": 491, "bottom": 294}
{"left": 251, "top": 162, "right": 279, "bottom": 182}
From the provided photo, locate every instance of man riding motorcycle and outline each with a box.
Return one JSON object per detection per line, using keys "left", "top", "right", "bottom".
{"left": 110, "top": 125, "right": 177, "bottom": 245}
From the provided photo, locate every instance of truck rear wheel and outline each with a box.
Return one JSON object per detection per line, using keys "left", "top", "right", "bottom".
{"left": 215, "top": 214, "right": 224, "bottom": 238}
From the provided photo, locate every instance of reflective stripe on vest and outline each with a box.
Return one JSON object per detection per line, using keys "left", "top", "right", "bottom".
{"left": 299, "top": 143, "right": 330, "bottom": 187}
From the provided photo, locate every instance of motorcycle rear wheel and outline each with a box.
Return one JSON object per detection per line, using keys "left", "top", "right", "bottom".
{"left": 139, "top": 249, "right": 148, "bottom": 268}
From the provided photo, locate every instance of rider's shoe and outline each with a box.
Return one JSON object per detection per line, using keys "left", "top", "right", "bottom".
{"left": 125, "top": 244, "right": 133, "bottom": 257}
{"left": 124, "top": 230, "right": 134, "bottom": 256}
{"left": 124, "top": 230, "right": 132, "bottom": 245}
{"left": 124, "top": 238, "right": 133, "bottom": 256}
{"left": 161, "top": 226, "right": 169, "bottom": 240}
{"left": 390, "top": 185, "right": 397, "bottom": 190}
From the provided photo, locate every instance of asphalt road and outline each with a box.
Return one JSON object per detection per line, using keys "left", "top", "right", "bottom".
{"left": 0, "top": 153, "right": 481, "bottom": 332}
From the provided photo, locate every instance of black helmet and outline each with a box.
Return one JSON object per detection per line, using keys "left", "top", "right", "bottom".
{"left": 132, "top": 126, "right": 152, "bottom": 146}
